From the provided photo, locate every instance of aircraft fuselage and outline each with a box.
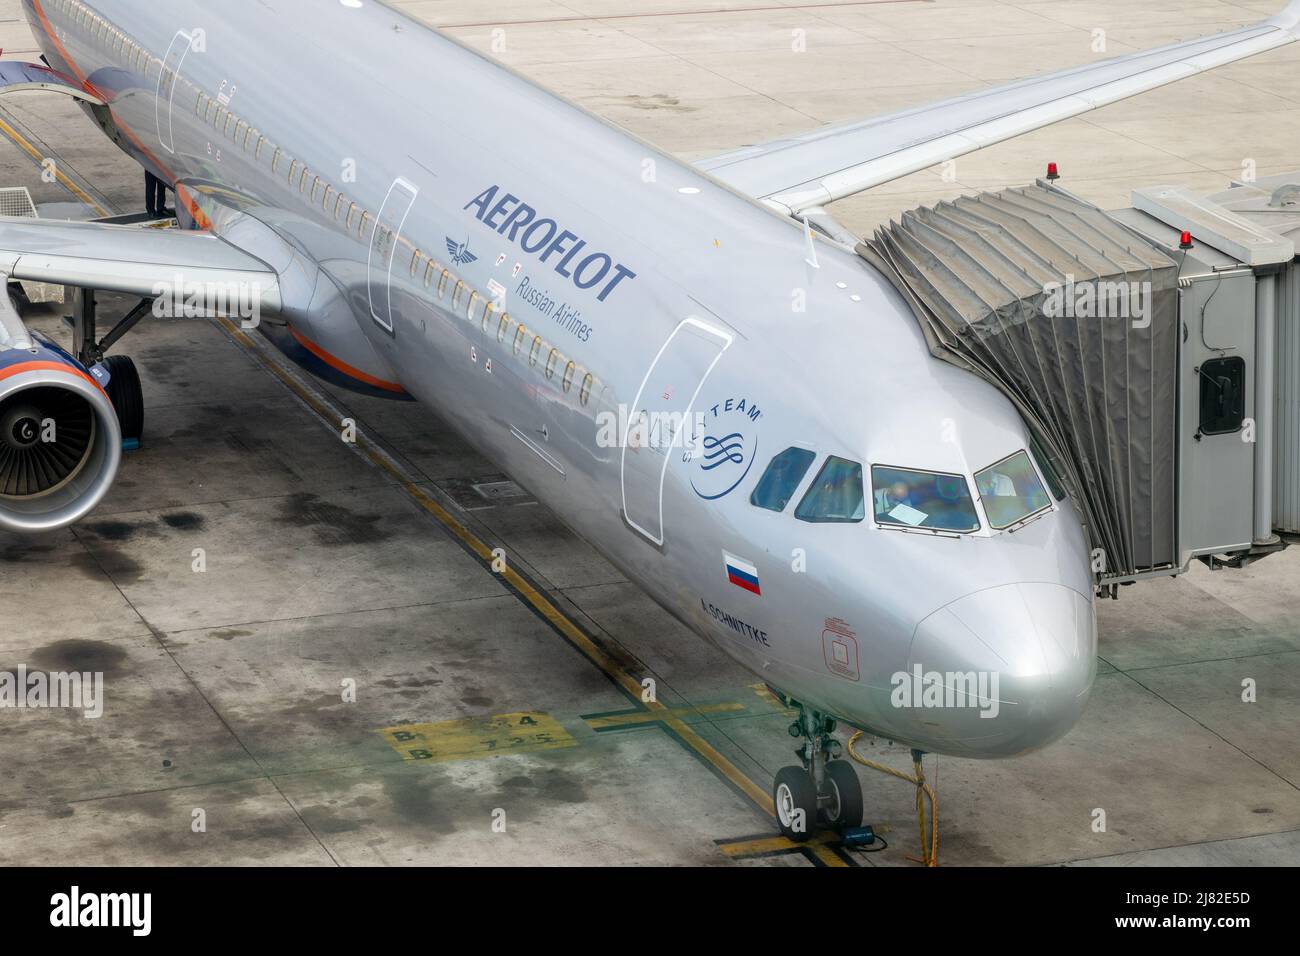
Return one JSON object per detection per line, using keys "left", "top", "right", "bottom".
{"left": 24, "top": 0, "right": 1099, "bottom": 758}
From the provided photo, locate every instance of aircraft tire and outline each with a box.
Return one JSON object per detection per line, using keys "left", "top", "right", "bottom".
{"left": 104, "top": 355, "right": 144, "bottom": 442}
{"left": 773, "top": 766, "right": 817, "bottom": 842}
{"left": 820, "top": 759, "right": 864, "bottom": 831}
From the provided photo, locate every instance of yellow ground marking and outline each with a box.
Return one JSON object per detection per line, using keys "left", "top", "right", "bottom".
{"left": 583, "top": 701, "right": 744, "bottom": 731}
{"left": 717, "top": 830, "right": 850, "bottom": 867}
{"left": 0, "top": 114, "right": 110, "bottom": 217}
{"left": 750, "top": 681, "right": 796, "bottom": 714}
{"left": 216, "top": 317, "right": 777, "bottom": 819}
{"left": 809, "top": 844, "right": 851, "bottom": 867}
{"left": 381, "top": 711, "right": 575, "bottom": 763}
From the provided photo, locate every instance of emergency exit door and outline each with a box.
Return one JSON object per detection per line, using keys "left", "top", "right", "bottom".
{"left": 156, "top": 30, "right": 193, "bottom": 154}
{"left": 621, "top": 317, "right": 733, "bottom": 545}
{"left": 368, "top": 178, "right": 419, "bottom": 334}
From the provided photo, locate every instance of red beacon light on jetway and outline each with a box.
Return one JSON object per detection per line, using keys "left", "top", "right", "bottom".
{"left": 1180, "top": 230, "right": 1194, "bottom": 250}
{"left": 1046, "top": 162, "right": 1060, "bottom": 181}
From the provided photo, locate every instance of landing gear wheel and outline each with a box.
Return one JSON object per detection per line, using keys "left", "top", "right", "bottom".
{"left": 773, "top": 766, "right": 817, "bottom": 842}
{"left": 103, "top": 355, "right": 143, "bottom": 442}
{"left": 820, "top": 759, "right": 864, "bottom": 831}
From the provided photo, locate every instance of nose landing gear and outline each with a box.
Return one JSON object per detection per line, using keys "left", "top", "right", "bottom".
{"left": 772, "top": 701, "right": 863, "bottom": 842}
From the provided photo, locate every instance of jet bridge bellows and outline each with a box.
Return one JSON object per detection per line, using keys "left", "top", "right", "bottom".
{"left": 863, "top": 183, "right": 1181, "bottom": 581}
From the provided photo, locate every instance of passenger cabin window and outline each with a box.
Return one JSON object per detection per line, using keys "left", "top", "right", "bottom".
{"left": 751, "top": 447, "right": 817, "bottom": 513}
{"left": 974, "top": 452, "right": 1051, "bottom": 530}
{"left": 872, "top": 465, "right": 979, "bottom": 532}
{"left": 796, "top": 457, "right": 866, "bottom": 523}
{"left": 1198, "top": 356, "right": 1247, "bottom": 436}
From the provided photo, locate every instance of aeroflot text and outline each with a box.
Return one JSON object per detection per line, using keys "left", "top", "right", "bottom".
{"left": 465, "top": 185, "right": 637, "bottom": 302}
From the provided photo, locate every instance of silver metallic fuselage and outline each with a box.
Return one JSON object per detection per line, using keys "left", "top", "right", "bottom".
{"left": 27, "top": 0, "right": 1098, "bottom": 757}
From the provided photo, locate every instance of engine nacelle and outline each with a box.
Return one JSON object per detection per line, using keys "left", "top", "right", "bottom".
{"left": 0, "top": 335, "right": 121, "bottom": 534}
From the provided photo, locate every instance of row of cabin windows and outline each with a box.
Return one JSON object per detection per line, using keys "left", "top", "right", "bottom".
{"left": 409, "top": 252, "right": 597, "bottom": 407}
{"left": 194, "top": 85, "right": 389, "bottom": 246}
{"left": 59, "top": 0, "right": 152, "bottom": 76}
{"left": 57, "top": 0, "right": 602, "bottom": 413}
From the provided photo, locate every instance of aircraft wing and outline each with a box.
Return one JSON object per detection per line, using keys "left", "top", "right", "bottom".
{"left": 0, "top": 216, "right": 282, "bottom": 312}
{"left": 698, "top": 1, "right": 1300, "bottom": 216}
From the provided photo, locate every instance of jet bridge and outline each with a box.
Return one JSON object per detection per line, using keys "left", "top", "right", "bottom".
{"left": 861, "top": 180, "right": 1293, "bottom": 590}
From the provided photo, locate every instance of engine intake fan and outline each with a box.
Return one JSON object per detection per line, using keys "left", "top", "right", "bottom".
{"left": 0, "top": 342, "right": 122, "bottom": 534}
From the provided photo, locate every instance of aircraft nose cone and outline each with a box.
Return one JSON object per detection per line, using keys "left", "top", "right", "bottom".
{"left": 906, "top": 582, "right": 1097, "bottom": 756}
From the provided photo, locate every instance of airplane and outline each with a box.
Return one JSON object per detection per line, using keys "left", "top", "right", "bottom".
{"left": 0, "top": 0, "right": 1296, "bottom": 843}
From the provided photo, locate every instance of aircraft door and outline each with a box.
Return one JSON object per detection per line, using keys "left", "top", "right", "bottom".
{"left": 156, "top": 30, "right": 193, "bottom": 154}
{"left": 368, "top": 178, "right": 419, "bottom": 334}
{"left": 621, "top": 317, "right": 733, "bottom": 545}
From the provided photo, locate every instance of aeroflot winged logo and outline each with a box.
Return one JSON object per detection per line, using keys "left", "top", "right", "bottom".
{"left": 447, "top": 237, "right": 478, "bottom": 267}
{"left": 465, "top": 185, "right": 637, "bottom": 302}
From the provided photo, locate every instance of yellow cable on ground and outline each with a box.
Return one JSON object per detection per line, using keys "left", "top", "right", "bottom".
{"left": 847, "top": 731, "right": 939, "bottom": 867}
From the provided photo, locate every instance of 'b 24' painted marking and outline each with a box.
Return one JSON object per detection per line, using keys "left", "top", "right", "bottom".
{"left": 380, "top": 711, "right": 576, "bottom": 763}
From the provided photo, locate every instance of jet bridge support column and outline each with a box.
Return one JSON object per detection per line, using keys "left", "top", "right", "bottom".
{"left": 1255, "top": 272, "right": 1280, "bottom": 547}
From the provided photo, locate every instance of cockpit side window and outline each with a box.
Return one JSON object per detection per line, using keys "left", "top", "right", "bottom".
{"left": 795, "top": 456, "right": 865, "bottom": 523}
{"left": 1029, "top": 434, "right": 1066, "bottom": 501}
{"left": 975, "top": 451, "right": 1052, "bottom": 529}
{"left": 871, "top": 465, "right": 980, "bottom": 533}
{"left": 750, "top": 447, "right": 816, "bottom": 513}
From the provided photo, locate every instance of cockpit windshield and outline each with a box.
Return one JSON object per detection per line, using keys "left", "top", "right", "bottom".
{"left": 871, "top": 465, "right": 980, "bottom": 533}
{"left": 974, "top": 451, "right": 1052, "bottom": 529}
{"left": 795, "top": 456, "right": 865, "bottom": 523}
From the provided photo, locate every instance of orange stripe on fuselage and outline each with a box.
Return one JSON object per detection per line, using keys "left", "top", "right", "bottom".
{"left": 290, "top": 327, "right": 405, "bottom": 393}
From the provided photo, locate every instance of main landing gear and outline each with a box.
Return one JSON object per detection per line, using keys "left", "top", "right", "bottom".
{"left": 772, "top": 700, "right": 863, "bottom": 842}
{"left": 67, "top": 287, "right": 149, "bottom": 445}
{"left": 144, "top": 171, "right": 172, "bottom": 220}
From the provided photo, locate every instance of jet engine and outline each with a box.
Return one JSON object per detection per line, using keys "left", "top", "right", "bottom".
{"left": 0, "top": 330, "right": 121, "bottom": 534}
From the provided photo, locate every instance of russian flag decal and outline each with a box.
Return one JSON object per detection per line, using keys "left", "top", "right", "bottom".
{"left": 724, "top": 552, "right": 761, "bottom": 595}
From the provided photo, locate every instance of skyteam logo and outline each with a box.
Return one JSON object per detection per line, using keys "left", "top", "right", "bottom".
{"left": 689, "top": 397, "right": 762, "bottom": 500}
{"left": 447, "top": 236, "right": 478, "bottom": 267}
